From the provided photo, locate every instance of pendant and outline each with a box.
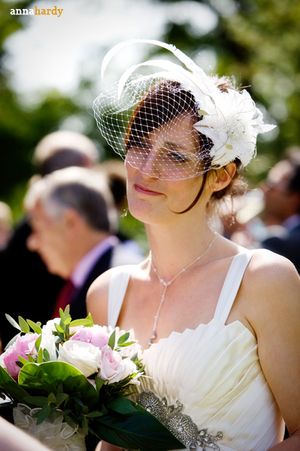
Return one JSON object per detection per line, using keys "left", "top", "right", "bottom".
{"left": 148, "top": 330, "right": 157, "bottom": 345}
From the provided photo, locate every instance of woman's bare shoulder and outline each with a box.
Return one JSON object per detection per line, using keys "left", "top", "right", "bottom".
{"left": 244, "top": 248, "right": 300, "bottom": 324}
{"left": 247, "top": 248, "right": 299, "bottom": 284}
{"left": 86, "top": 264, "right": 141, "bottom": 325}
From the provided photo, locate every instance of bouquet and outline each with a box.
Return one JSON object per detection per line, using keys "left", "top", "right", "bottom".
{"left": 0, "top": 307, "right": 183, "bottom": 451}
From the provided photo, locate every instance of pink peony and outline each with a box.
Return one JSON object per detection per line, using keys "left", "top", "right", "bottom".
{"left": 2, "top": 333, "right": 39, "bottom": 379}
{"left": 70, "top": 325, "right": 109, "bottom": 349}
{"left": 99, "top": 345, "right": 137, "bottom": 384}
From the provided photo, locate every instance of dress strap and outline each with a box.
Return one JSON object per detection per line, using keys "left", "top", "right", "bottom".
{"left": 107, "top": 267, "right": 131, "bottom": 327}
{"left": 214, "top": 252, "right": 252, "bottom": 324}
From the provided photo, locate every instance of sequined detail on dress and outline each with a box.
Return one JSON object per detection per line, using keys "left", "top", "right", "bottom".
{"left": 138, "top": 391, "right": 223, "bottom": 450}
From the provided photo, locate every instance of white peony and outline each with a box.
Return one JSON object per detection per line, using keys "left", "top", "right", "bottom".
{"left": 40, "top": 318, "right": 60, "bottom": 361}
{"left": 58, "top": 341, "right": 101, "bottom": 377}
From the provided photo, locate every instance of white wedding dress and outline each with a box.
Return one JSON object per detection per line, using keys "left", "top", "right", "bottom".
{"left": 107, "top": 252, "right": 284, "bottom": 451}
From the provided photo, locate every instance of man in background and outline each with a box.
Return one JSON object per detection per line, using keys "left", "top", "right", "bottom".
{"left": 25, "top": 166, "right": 118, "bottom": 319}
{"left": 0, "top": 131, "right": 99, "bottom": 347}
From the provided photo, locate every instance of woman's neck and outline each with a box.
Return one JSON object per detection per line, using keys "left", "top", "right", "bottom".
{"left": 145, "top": 220, "right": 217, "bottom": 280}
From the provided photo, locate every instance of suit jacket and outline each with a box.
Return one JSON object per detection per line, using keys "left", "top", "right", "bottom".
{"left": 68, "top": 245, "right": 114, "bottom": 319}
{"left": 262, "top": 222, "right": 300, "bottom": 273}
{"left": 0, "top": 219, "right": 64, "bottom": 347}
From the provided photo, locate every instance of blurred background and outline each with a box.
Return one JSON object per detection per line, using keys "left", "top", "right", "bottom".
{"left": 1, "top": 0, "right": 300, "bottom": 238}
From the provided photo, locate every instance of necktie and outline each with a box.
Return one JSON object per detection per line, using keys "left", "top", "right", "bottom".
{"left": 52, "top": 279, "right": 76, "bottom": 318}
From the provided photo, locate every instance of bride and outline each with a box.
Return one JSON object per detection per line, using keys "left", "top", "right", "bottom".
{"left": 88, "top": 40, "right": 300, "bottom": 450}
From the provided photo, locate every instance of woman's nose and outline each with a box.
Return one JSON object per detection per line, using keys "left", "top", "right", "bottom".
{"left": 140, "top": 152, "right": 160, "bottom": 178}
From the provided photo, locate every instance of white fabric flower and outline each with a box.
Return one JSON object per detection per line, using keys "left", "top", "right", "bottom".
{"left": 193, "top": 89, "right": 275, "bottom": 167}
{"left": 58, "top": 341, "right": 101, "bottom": 377}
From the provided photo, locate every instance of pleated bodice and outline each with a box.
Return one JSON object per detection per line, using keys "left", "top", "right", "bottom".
{"left": 107, "top": 253, "right": 284, "bottom": 450}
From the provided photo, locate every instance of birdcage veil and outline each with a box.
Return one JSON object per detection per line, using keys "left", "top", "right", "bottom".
{"left": 93, "top": 39, "right": 275, "bottom": 181}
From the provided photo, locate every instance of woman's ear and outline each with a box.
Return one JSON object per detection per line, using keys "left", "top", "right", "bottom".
{"left": 212, "top": 163, "right": 237, "bottom": 192}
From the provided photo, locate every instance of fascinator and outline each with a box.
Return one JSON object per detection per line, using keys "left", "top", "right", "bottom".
{"left": 93, "top": 39, "right": 275, "bottom": 180}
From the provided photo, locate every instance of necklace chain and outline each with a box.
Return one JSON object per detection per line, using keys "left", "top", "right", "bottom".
{"left": 149, "top": 233, "right": 217, "bottom": 346}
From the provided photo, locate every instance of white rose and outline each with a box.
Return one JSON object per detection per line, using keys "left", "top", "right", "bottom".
{"left": 40, "top": 319, "right": 60, "bottom": 361}
{"left": 58, "top": 341, "right": 101, "bottom": 377}
{"left": 99, "top": 345, "right": 137, "bottom": 384}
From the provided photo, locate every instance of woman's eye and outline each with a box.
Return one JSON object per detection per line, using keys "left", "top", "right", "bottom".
{"left": 166, "top": 150, "right": 189, "bottom": 163}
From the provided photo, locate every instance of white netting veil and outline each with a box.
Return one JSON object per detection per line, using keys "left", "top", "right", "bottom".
{"left": 93, "top": 39, "right": 275, "bottom": 181}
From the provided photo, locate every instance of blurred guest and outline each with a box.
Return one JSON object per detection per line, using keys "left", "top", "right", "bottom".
{"left": 0, "top": 201, "right": 13, "bottom": 249}
{"left": 260, "top": 149, "right": 300, "bottom": 272}
{"left": 32, "top": 130, "right": 98, "bottom": 176}
{"left": 25, "top": 166, "right": 119, "bottom": 319}
{"left": 0, "top": 131, "right": 99, "bottom": 348}
{"left": 217, "top": 189, "right": 265, "bottom": 247}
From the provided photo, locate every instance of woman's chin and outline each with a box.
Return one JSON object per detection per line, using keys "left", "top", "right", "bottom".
{"left": 128, "top": 201, "right": 162, "bottom": 224}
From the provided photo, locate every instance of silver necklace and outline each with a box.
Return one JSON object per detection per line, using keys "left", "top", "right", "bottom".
{"left": 149, "top": 233, "right": 217, "bottom": 346}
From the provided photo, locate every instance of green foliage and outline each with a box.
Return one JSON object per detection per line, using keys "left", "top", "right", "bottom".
{"left": 0, "top": 306, "right": 183, "bottom": 448}
{"left": 162, "top": 0, "right": 300, "bottom": 180}
{"left": 1, "top": 0, "right": 300, "bottom": 219}
{"left": 0, "top": 360, "right": 183, "bottom": 449}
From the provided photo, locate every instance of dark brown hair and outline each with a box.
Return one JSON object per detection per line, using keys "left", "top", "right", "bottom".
{"left": 126, "top": 79, "right": 247, "bottom": 210}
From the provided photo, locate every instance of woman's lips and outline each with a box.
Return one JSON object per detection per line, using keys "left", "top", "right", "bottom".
{"left": 134, "top": 183, "right": 163, "bottom": 196}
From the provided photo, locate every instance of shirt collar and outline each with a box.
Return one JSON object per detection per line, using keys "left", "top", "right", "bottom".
{"left": 71, "top": 235, "right": 119, "bottom": 287}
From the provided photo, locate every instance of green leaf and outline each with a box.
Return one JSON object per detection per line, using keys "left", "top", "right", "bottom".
{"left": 34, "top": 404, "right": 52, "bottom": 424}
{"left": 92, "top": 400, "right": 184, "bottom": 450}
{"left": 5, "top": 314, "right": 21, "bottom": 331}
{"left": 118, "top": 341, "right": 135, "bottom": 347}
{"left": 86, "top": 410, "right": 104, "bottom": 418}
{"left": 0, "top": 366, "right": 29, "bottom": 403}
{"left": 55, "top": 324, "right": 64, "bottom": 334}
{"left": 48, "top": 392, "right": 56, "bottom": 404}
{"left": 95, "top": 376, "right": 105, "bottom": 393}
{"left": 18, "top": 356, "right": 27, "bottom": 366}
{"left": 18, "top": 316, "right": 30, "bottom": 334}
{"left": 18, "top": 362, "right": 98, "bottom": 407}
{"left": 27, "top": 320, "right": 42, "bottom": 334}
{"left": 108, "top": 330, "right": 116, "bottom": 349}
{"left": 35, "top": 335, "right": 42, "bottom": 353}
{"left": 62, "top": 305, "right": 70, "bottom": 316}
{"left": 42, "top": 348, "right": 51, "bottom": 362}
{"left": 37, "top": 348, "right": 43, "bottom": 364}
{"left": 56, "top": 392, "right": 69, "bottom": 407}
{"left": 70, "top": 314, "right": 94, "bottom": 328}
{"left": 23, "top": 395, "right": 48, "bottom": 408}
{"left": 108, "top": 397, "right": 141, "bottom": 415}
{"left": 117, "top": 332, "right": 130, "bottom": 345}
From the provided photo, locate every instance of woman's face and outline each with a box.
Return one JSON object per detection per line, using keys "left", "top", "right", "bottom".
{"left": 125, "top": 114, "right": 211, "bottom": 223}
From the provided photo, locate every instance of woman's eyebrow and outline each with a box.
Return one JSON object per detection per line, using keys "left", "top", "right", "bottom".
{"left": 164, "top": 141, "right": 190, "bottom": 153}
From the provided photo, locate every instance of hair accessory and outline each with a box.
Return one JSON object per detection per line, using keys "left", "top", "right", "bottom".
{"left": 93, "top": 39, "right": 275, "bottom": 180}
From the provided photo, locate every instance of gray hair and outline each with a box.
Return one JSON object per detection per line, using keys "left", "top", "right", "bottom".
{"left": 25, "top": 167, "right": 118, "bottom": 232}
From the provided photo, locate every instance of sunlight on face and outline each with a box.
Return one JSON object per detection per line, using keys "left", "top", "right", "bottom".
{"left": 125, "top": 116, "right": 208, "bottom": 223}
{"left": 125, "top": 115, "right": 203, "bottom": 180}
